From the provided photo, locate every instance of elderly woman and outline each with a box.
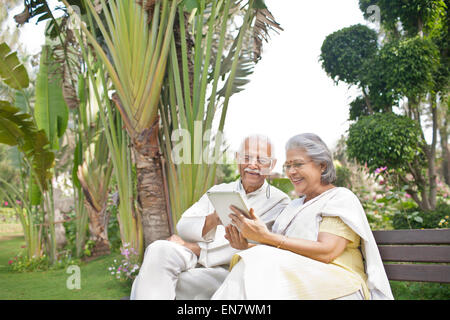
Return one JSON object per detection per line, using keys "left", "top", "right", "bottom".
{"left": 211, "top": 133, "right": 393, "bottom": 300}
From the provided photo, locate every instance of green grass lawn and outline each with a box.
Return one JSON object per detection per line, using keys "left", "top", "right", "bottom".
{"left": 0, "top": 233, "right": 131, "bottom": 300}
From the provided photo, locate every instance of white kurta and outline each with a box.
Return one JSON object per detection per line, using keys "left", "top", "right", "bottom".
{"left": 212, "top": 187, "right": 394, "bottom": 300}
{"left": 130, "top": 179, "right": 290, "bottom": 300}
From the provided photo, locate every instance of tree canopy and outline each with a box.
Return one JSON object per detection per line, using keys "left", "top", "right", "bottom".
{"left": 320, "top": 24, "right": 378, "bottom": 86}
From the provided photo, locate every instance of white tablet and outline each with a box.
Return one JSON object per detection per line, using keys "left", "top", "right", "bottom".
{"left": 206, "top": 191, "right": 251, "bottom": 226}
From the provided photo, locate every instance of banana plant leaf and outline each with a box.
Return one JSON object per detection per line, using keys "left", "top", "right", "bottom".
{"left": 0, "top": 100, "right": 54, "bottom": 191}
{"left": 0, "top": 42, "right": 29, "bottom": 90}
{"left": 34, "top": 45, "right": 69, "bottom": 150}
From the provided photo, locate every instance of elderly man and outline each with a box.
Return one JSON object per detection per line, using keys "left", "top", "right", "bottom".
{"left": 130, "top": 135, "right": 290, "bottom": 299}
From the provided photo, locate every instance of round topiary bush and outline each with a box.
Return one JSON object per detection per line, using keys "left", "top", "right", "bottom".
{"left": 346, "top": 112, "right": 425, "bottom": 172}
{"left": 320, "top": 24, "right": 378, "bottom": 86}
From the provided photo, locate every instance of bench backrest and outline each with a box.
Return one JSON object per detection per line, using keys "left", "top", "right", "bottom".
{"left": 372, "top": 229, "right": 450, "bottom": 283}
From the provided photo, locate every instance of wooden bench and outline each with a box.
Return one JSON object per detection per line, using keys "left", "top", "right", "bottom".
{"left": 373, "top": 228, "right": 450, "bottom": 283}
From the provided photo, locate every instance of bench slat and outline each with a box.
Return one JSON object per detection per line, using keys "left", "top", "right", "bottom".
{"left": 383, "top": 264, "right": 450, "bottom": 283}
{"left": 378, "top": 246, "right": 450, "bottom": 263}
{"left": 373, "top": 229, "right": 450, "bottom": 245}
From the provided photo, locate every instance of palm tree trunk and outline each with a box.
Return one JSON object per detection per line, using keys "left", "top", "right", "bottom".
{"left": 85, "top": 198, "right": 110, "bottom": 257}
{"left": 133, "top": 119, "right": 172, "bottom": 247}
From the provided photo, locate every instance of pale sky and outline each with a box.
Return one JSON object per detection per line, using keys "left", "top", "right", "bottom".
{"left": 10, "top": 0, "right": 373, "bottom": 173}
{"left": 8, "top": 2, "right": 54, "bottom": 55}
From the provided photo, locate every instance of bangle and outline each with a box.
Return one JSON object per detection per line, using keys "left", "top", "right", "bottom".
{"left": 276, "top": 235, "right": 287, "bottom": 249}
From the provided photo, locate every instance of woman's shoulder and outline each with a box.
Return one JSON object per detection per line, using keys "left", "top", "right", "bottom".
{"left": 331, "top": 187, "right": 360, "bottom": 201}
{"left": 322, "top": 187, "right": 363, "bottom": 211}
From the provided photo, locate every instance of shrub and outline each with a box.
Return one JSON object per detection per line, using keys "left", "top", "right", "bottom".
{"left": 9, "top": 250, "right": 80, "bottom": 272}
{"left": 392, "top": 202, "right": 450, "bottom": 229}
{"left": 0, "top": 207, "right": 19, "bottom": 223}
{"left": 107, "top": 203, "right": 122, "bottom": 253}
{"left": 335, "top": 165, "right": 352, "bottom": 188}
{"left": 347, "top": 113, "right": 425, "bottom": 172}
{"left": 62, "top": 211, "right": 78, "bottom": 253}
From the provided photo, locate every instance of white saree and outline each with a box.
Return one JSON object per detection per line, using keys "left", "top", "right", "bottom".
{"left": 211, "top": 187, "right": 394, "bottom": 300}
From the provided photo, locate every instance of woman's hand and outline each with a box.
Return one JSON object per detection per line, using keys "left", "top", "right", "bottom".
{"left": 225, "top": 224, "right": 250, "bottom": 250}
{"left": 228, "top": 206, "right": 270, "bottom": 243}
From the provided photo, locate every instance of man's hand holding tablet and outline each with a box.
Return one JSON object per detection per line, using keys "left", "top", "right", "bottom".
{"left": 206, "top": 191, "right": 251, "bottom": 227}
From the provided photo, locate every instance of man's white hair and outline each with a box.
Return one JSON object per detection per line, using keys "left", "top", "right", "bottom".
{"left": 237, "top": 134, "right": 275, "bottom": 158}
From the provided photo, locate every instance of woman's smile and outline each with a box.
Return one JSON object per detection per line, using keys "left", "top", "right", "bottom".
{"left": 289, "top": 176, "right": 304, "bottom": 185}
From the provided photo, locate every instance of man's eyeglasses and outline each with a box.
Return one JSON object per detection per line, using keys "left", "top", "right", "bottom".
{"left": 238, "top": 155, "right": 273, "bottom": 166}
{"left": 283, "top": 160, "right": 312, "bottom": 172}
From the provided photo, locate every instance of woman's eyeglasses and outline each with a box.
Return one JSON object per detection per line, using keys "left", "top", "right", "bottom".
{"left": 283, "top": 160, "right": 312, "bottom": 172}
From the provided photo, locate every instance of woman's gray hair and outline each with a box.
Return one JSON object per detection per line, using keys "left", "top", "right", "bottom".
{"left": 285, "top": 133, "right": 336, "bottom": 184}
